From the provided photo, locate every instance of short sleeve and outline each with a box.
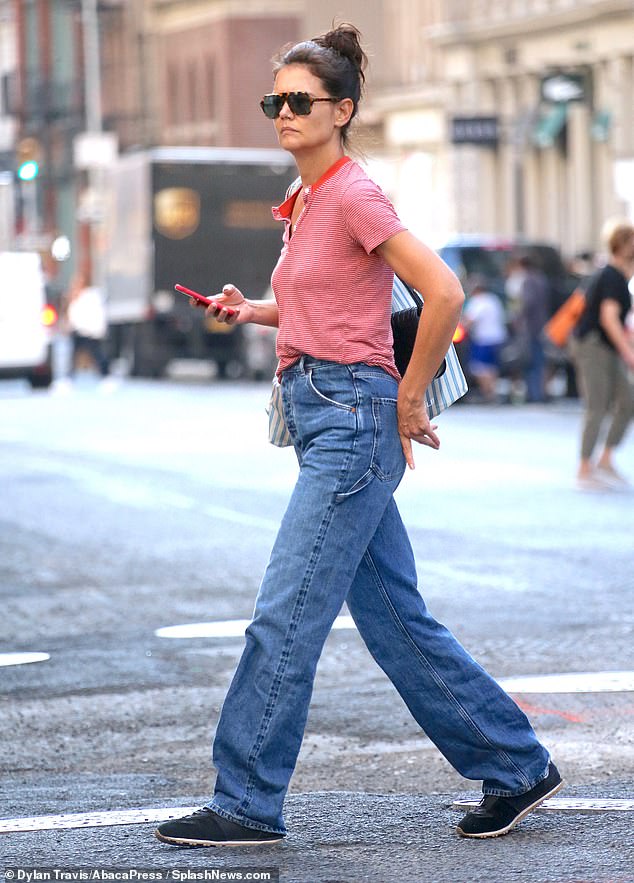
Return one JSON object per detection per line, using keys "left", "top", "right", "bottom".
{"left": 341, "top": 179, "right": 407, "bottom": 255}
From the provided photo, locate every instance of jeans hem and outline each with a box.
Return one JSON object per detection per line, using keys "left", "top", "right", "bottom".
{"left": 483, "top": 759, "right": 551, "bottom": 797}
{"left": 205, "top": 801, "right": 287, "bottom": 836}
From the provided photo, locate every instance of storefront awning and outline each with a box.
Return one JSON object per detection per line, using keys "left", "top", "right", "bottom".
{"left": 533, "top": 104, "right": 567, "bottom": 148}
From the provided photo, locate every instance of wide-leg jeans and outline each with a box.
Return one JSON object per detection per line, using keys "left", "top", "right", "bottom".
{"left": 208, "top": 358, "right": 550, "bottom": 834}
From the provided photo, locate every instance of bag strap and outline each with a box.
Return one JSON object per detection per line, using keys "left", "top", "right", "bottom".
{"left": 392, "top": 274, "right": 424, "bottom": 314}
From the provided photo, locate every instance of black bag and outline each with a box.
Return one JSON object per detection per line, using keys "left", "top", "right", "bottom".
{"left": 391, "top": 283, "right": 447, "bottom": 379}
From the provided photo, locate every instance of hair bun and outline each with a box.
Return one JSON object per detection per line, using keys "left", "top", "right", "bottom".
{"left": 272, "top": 23, "right": 367, "bottom": 147}
{"left": 315, "top": 23, "right": 366, "bottom": 84}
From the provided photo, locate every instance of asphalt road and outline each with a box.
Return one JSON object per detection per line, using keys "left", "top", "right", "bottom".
{"left": 1, "top": 376, "right": 633, "bottom": 882}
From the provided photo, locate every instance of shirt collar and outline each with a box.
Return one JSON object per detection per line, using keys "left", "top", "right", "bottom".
{"left": 272, "top": 155, "right": 352, "bottom": 221}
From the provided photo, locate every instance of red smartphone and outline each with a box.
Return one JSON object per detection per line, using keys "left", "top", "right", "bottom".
{"left": 174, "top": 284, "right": 236, "bottom": 316}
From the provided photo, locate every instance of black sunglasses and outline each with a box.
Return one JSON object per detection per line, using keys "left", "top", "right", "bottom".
{"left": 260, "top": 91, "right": 337, "bottom": 119}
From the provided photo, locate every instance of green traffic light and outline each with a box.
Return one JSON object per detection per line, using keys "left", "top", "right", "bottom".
{"left": 18, "top": 160, "right": 39, "bottom": 181}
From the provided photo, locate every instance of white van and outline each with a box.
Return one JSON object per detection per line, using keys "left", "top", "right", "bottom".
{"left": 0, "top": 251, "right": 56, "bottom": 388}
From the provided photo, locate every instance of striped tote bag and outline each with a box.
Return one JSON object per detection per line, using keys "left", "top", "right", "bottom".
{"left": 391, "top": 275, "right": 468, "bottom": 419}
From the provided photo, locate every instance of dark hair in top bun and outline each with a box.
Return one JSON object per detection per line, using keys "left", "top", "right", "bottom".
{"left": 272, "top": 23, "right": 368, "bottom": 147}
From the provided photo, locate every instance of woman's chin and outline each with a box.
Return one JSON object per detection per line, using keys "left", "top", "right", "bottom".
{"left": 278, "top": 131, "right": 301, "bottom": 148}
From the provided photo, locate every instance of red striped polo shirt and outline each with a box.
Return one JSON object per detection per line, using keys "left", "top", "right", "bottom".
{"left": 271, "top": 156, "right": 407, "bottom": 379}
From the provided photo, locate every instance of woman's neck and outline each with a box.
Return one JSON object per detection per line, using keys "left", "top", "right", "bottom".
{"left": 294, "top": 145, "right": 346, "bottom": 188}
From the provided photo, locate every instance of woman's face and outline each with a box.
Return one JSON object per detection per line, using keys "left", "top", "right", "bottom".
{"left": 271, "top": 64, "right": 350, "bottom": 154}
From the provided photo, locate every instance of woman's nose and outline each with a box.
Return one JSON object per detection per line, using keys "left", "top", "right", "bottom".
{"left": 278, "top": 98, "right": 294, "bottom": 118}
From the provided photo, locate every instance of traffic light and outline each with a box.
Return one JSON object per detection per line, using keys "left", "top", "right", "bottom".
{"left": 16, "top": 137, "right": 41, "bottom": 181}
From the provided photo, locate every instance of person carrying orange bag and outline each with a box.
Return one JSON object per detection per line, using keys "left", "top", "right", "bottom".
{"left": 544, "top": 287, "right": 586, "bottom": 348}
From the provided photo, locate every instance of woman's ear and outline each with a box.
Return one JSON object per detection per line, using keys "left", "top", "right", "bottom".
{"left": 335, "top": 98, "right": 354, "bottom": 129}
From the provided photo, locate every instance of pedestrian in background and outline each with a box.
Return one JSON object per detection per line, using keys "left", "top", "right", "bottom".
{"left": 155, "top": 23, "right": 562, "bottom": 849}
{"left": 571, "top": 219, "right": 634, "bottom": 489}
{"left": 462, "top": 274, "right": 507, "bottom": 402}
{"left": 516, "top": 254, "right": 550, "bottom": 403}
{"left": 57, "top": 270, "right": 115, "bottom": 392}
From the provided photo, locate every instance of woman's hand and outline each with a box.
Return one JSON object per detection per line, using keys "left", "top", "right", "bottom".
{"left": 397, "top": 381, "right": 440, "bottom": 470}
{"left": 190, "top": 284, "right": 280, "bottom": 329}
{"left": 197, "top": 284, "right": 253, "bottom": 325}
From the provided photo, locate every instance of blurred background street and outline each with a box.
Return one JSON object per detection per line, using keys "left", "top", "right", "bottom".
{"left": 1, "top": 377, "right": 633, "bottom": 880}
{"left": 1, "top": 0, "right": 633, "bottom": 400}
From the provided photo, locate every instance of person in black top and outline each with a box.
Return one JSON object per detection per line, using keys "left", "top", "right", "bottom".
{"left": 572, "top": 220, "right": 634, "bottom": 487}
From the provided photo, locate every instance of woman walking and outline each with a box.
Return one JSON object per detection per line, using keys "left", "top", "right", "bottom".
{"left": 572, "top": 220, "right": 634, "bottom": 489}
{"left": 156, "top": 24, "right": 562, "bottom": 847}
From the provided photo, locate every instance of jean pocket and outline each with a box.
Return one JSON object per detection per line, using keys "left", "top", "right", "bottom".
{"left": 335, "top": 396, "right": 404, "bottom": 501}
{"left": 306, "top": 368, "right": 357, "bottom": 412}
{"left": 369, "top": 397, "right": 404, "bottom": 481}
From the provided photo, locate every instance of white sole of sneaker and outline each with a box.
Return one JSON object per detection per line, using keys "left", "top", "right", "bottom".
{"left": 456, "top": 778, "right": 565, "bottom": 839}
{"left": 154, "top": 830, "right": 284, "bottom": 847}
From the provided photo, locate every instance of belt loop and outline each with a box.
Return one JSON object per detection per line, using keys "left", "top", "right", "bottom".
{"left": 299, "top": 355, "right": 307, "bottom": 374}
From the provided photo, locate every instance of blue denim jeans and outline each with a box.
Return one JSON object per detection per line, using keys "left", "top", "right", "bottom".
{"left": 524, "top": 336, "right": 546, "bottom": 403}
{"left": 207, "top": 358, "right": 550, "bottom": 834}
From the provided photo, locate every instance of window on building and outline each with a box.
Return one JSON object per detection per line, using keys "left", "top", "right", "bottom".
{"left": 206, "top": 56, "right": 216, "bottom": 121}
{"left": 188, "top": 61, "right": 198, "bottom": 123}
{"left": 167, "top": 61, "right": 179, "bottom": 126}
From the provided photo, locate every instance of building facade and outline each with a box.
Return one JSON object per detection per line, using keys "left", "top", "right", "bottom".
{"left": 5, "top": 0, "right": 300, "bottom": 285}
{"left": 4, "top": 1, "right": 632, "bottom": 273}
{"left": 4, "top": 0, "right": 89, "bottom": 290}
{"left": 0, "top": 0, "right": 17, "bottom": 248}
{"left": 306, "top": 0, "right": 634, "bottom": 257}
{"left": 149, "top": 0, "right": 300, "bottom": 148}
{"left": 435, "top": 0, "right": 634, "bottom": 256}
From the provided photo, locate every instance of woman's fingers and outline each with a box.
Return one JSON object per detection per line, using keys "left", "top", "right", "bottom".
{"left": 399, "top": 424, "right": 440, "bottom": 470}
{"left": 399, "top": 434, "right": 415, "bottom": 470}
{"left": 208, "top": 303, "right": 239, "bottom": 324}
{"left": 204, "top": 284, "right": 245, "bottom": 323}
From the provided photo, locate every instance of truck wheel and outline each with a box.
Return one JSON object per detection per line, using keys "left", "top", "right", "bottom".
{"left": 149, "top": 360, "right": 168, "bottom": 379}
{"left": 29, "top": 349, "right": 54, "bottom": 388}
{"left": 29, "top": 370, "right": 53, "bottom": 389}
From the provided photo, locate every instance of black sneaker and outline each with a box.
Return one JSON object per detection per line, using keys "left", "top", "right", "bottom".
{"left": 456, "top": 762, "right": 564, "bottom": 839}
{"left": 155, "top": 808, "right": 285, "bottom": 847}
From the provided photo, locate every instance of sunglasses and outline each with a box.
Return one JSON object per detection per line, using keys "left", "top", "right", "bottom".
{"left": 260, "top": 91, "right": 337, "bottom": 119}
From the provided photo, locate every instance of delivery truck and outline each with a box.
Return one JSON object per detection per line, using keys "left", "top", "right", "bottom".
{"left": 103, "top": 147, "right": 296, "bottom": 377}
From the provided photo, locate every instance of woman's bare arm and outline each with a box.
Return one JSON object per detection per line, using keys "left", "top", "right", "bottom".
{"left": 377, "top": 231, "right": 465, "bottom": 468}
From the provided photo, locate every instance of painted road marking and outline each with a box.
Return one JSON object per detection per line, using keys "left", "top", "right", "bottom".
{"left": 452, "top": 798, "right": 634, "bottom": 813}
{"left": 155, "top": 615, "right": 356, "bottom": 639}
{"left": 497, "top": 671, "right": 634, "bottom": 693}
{"left": 1, "top": 798, "right": 633, "bottom": 835}
{"left": 0, "top": 807, "right": 197, "bottom": 834}
{"left": 0, "top": 652, "right": 50, "bottom": 668}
